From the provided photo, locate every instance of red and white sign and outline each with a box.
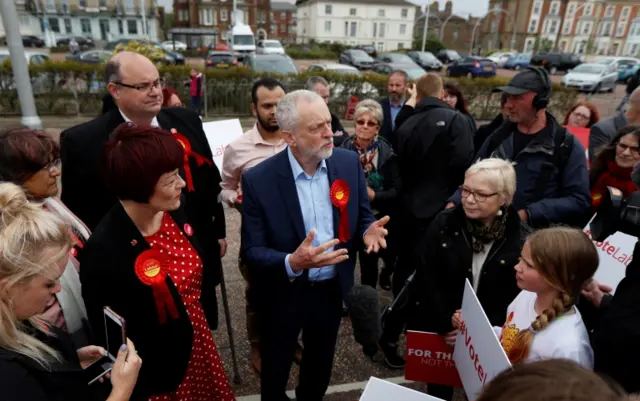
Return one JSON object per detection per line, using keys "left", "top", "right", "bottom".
{"left": 453, "top": 280, "right": 511, "bottom": 400}
{"left": 565, "top": 125, "right": 590, "bottom": 164}
{"left": 361, "top": 377, "right": 444, "bottom": 401}
{"left": 584, "top": 224, "right": 635, "bottom": 293}
{"left": 405, "top": 331, "right": 462, "bottom": 388}
{"left": 202, "top": 119, "right": 244, "bottom": 170}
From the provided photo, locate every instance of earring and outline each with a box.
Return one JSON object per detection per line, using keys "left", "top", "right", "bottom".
{"left": 497, "top": 209, "right": 503, "bottom": 216}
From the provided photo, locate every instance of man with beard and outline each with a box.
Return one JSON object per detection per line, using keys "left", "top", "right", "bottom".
{"left": 378, "top": 71, "right": 407, "bottom": 147}
{"left": 241, "top": 90, "right": 387, "bottom": 401}
{"left": 220, "top": 77, "right": 293, "bottom": 374}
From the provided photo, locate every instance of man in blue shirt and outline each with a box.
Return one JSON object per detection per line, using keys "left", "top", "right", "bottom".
{"left": 241, "top": 90, "right": 388, "bottom": 401}
{"left": 378, "top": 70, "right": 407, "bottom": 146}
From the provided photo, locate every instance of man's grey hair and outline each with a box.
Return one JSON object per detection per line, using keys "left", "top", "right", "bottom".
{"left": 276, "top": 90, "right": 322, "bottom": 132}
{"left": 306, "top": 76, "right": 329, "bottom": 91}
{"left": 389, "top": 70, "right": 408, "bottom": 83}
{"left": 354, "top": 99, "right": 384, "bottom": 126}
{"left": 104, "top": 58, "right": 121, "bottom": 84}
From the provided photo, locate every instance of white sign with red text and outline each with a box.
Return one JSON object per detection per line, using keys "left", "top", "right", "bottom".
{"left": 584, "top": 224, "right": 635, "bottom": 293}
{"left": 453, "top": 280, "right": 511, "bottom": 400}
{"left": 202, "top": 119, "right": 244, "bottom": 170}
{"left": 360, "top": 377, "right": 444, "bottom": 401}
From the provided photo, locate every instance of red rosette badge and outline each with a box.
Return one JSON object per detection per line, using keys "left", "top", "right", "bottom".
{"left": 135, "top": 249, "right": 179, "bottom": 324}
{"left": 330, "top": 179, "right": 351, "bottom": 243}
{"left": 170, "top": 128, "right": 213, "bottom": 192}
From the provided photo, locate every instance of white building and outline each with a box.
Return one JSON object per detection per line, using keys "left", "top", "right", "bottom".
{"left": 0, "top": 0, "right": 159, "bottom": 44}
{"left": 296, "top": 0, "right": 416, "bottom": 52}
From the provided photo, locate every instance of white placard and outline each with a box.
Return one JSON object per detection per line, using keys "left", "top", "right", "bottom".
{"left": 202, "top": 119, "right": 244, "bottom": 170}
{"left": 453, "top": 280, "right": 511, "bottom": 400}
{"left": 584, "top": 224, "right": 635, "bottom": 293}
{"left": 360, "top": 377, "right": 444, "bottom": 401}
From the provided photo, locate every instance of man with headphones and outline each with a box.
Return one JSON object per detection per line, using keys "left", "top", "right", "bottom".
{"left": 448, "top": 67, "right": 590, "bottom": 228}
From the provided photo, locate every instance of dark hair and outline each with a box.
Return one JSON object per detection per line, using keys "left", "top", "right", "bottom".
{"left": 389, "top": 70, "right": 409, "bottom": 83}
{"left": 0, "top": 127, "right": 60, "bottom": 184}
{"left": 500, "top": 93, "right": 508, "bottom": 107}
{"left": 563, "top": 100, "right": 601, "bottom": 128}
{"left": 444, "top": 81, "right": 470, "bottom": 115}
{"left": 476, "top": 359, "right": 625, "bottom": 401}
{"left": 590, "top": 125, "right": 640, "bottom": 186}
{"left": 104, "top": 58, "right": 121, "bottom": 84}
{"left": 251, "top": 77, "right": 285, "bottom": 105}
{"left": 101, "top": 123, "right": 184, "bottom": 203}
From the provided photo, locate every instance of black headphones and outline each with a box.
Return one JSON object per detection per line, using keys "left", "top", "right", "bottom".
{"left": 527, "top": 67, "right": 551, "bottom": 110}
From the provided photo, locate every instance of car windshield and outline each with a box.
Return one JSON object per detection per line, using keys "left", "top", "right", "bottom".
{"left": 389, "top": 54, "right": 413, "bottom": 63}
{"left": 263, "top": 42, "right": 282, "bottom": 48}
{"left": 403, "top": 68, "right": 427, "bottom": 80}
{"left": 234, "top": 35, "right": 254, "bottom": 46}
{"left": 417, "top": 52, "right": 437, "bottom": 61}
{"left": 329, "top": 68, "right": 361, "bottom": 75}
{"left": 350, "top": 50, "right": 370, "bottom": 60}
{"left": 209, "top": 54, "right": 235, "bottom": 63}
{"left": 254, "top": 58, "right": 297, "bottom": 74}
{"left": 595, "top": 58, "right": 615, "bottom": 65}
{"left": 572, "top": 64, "right": 604, "bottom": 74}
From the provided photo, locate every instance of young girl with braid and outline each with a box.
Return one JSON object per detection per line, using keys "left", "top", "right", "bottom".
{"left": 497, "top": 227, "right": 599, "bottom": 367}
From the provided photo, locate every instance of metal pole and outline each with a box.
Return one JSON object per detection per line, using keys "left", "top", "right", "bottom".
{"left": 218, "top": 266, "right": 242, "bottom": 384}
{"left": 141, "top": 0, "right": 149, "bottom": 41}
{"left": 470, "top": 18, "right": 482, "bottom": 55}
{"left": 421, "top": 2, "right": 430, "bottom": 52}
{"left": 0, "top": 1, "right": 42, "bottom": 129}
{"left": 440, "top": 13, "right": 454, "bottom": 41}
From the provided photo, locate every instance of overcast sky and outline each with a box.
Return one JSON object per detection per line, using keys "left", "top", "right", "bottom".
{"left": 155, "top": 0, "right": 489, "bottom": 17}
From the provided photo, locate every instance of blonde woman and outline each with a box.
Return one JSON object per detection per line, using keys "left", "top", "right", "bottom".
{"left": 0, "top": 183, "right": 141, "bottom": 401}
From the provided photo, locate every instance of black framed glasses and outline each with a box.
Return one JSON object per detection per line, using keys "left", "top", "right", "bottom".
{"left": 114, "top": 78, "right": 163, "bottom": 93}
{"left": 356, "top": 119, "right": 378, "bottom": 127}
{"left": 460, "top": 186, "right": 498, "bottom": 202}
{"left": 43, "top": 158, "right": 61, "bottom": 173}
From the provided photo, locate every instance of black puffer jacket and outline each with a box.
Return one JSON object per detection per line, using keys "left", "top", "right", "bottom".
{"left": 409, "top": 204, "right": 530, "bottom": 334}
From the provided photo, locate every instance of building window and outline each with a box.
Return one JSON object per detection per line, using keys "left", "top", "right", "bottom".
{"left": 378, "top": 9, "right": 385, "bottom": 17}
{"left": 205, "top": 9, "right": 214, "bottom": 25}
{"left": 127, "top": 19, "right": 137, "bottom": 34}
{"left": 399, "top": 23, "right": 406, "bottom": 35}
{"left": 271, "top": 24, "right": 276, "bottom": 34}
{"left": 221, "top": 9, "right": 228, "bottom": 21}
{"left": 583, "top": 22, "right": 591, "bottom": 35}
{"left": 349, "top": 8, "right": 356, "bottom": 16}
{"left": 280, "top": 23, "right": 286, "bottom": 32}
{"left": 525, "top": 38, "right": 534, "bottom": 52}
{"left": 61, "top": 0, "right": 69, "bottom": 13}
{"left": 398, "top": 42, "right": 404, "bottom": 49}
{"left": 550, "top": 2, "right": 559, "bottom": 15}
{"left": 559, "top": 40, "right": 566, "bottom": 51}
{"left": 325, "top": 5, "right": 332, "bottom": 15}
{"left": 379, "top": 22, "right": 385, "bottom": 38}
{"left": 64, "top": 18, "right": 71, "bottom": 33}
{"left": 631, "top": 44, "right": 639, "bottom": 56}
{"left": 605, "top": 5, "right": 614, "bottom": 17}
{"left": 562, "top": 20, "right": 571, "bottom": 34}
{"left": 567, "top": 4, "right": 575, "bottom": 16}
{"left": 79, "top": 0, "right": 86, "bottom": 8}
{"left": 616, "top": 22, "right": 625, "bottom": 37}
{"left": 118, "top": 19, "right": 123, "bottom": 34}
{"left": 281, "top": 12, "right": 286, "bottom": 19}
{"left": 125, "top": 0, "right": 135, "bottom": 13}
{"left": 350, "top": 21, "right": 356, "bottom": 36}
{"left": 48, "top": 18, "right": 60, "bottom": 33}
{"left": 344, "top": 22, "right": 348, "bottom": 36}
{"left": 45, "top": 0, "right": 56, "bottom": 12}
{"left": 622, "top": 7, "right": 630, "bottom": 19}
{"left": 532, "top": 1, "right": 541, "bottom": 15}
{"left": 528, "top": 19, "right": 537, "bottom": 33}
{"left": 258, "top": 11, "right": 266, "bottom": 23}
{"left": 324, "top": 21, "right": 331, "bottom": 32}
{"left": 401, "top": 8, "right": 408, "bottom": 18}
{"left": 373, "top": 22, "right": 377, "bottom": 37}
{"left": 550, "top": 20, "right": 558, "bottom": 34}
{"left": 585, "top": 4, "right": 592, "bottom": 16}
{"left": 80, "top": 18, "right": 91, "bottom": 33}
{"left": 99, "top": 0, "right": 107, "bottom": 7}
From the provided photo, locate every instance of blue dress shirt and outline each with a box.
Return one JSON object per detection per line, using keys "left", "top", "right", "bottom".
{"left": 390, "top": 100, "right": 405, "bottom": 131}
{"left": 284, "top": 147, "right": 337, "bottom": 281}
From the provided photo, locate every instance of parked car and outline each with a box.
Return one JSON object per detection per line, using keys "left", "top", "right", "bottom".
{"left": 503, "top": 54, "right": 531, "bottom": 70}
{"left": 372, "top": 62, "right": 427, "bottom": 81}
{"left": 407, "top": 51, "right": 443, "bottom": 71}
{"left": 248, "top": 54, "right": 298, "bottom": 74}
{"left": 306, "top": 63, "right": 379, "bottom": 100}
{"left": 0, "top": 50, "right": 50, "bottom": 65}
{"left": 161, "top": 40, "right": 187, "bottom": 51}
{"left": 339, "top": 49, "right": 375, "bottom": 70}
{"left": 621, "top": 64, "right": 640, "bottom": 83}
{"left": 446, "top": 56, "right": 496, "bottom": 78}
{"left": 595, "top": 57, "right": 640, "bottom": 82}
{"left": 256, "top": 40, "right": 285, "bottom": 55}
{"left": 0, "top": 50, "right": 58, "bottom": 94}
{"left": 306, "top": 63, "right": 361, "bottom": 75}
{"left": 205, "top": 51, "right": 239, "bottom": 69}
{"left": 65, "top": 50, "right": 112, "bottom": 64}
{"left": 436, "top": 49, "right": 462, "bottom": 64}
{"left": 561, "top": 63, "right": 618, "bottom": 93}
{"left": 530, "top": 52, "right": 581, "bottom": 74}
{"left": 376, "top": 52, "right": 422, "bottom": 67}
{"left": 56, "top": 36, "right": 95, "bottom": 49}
{"left": 356, "top": 44, "right": 378, "bottom": 58}
{"left": 22, "top": 35, "right": 45, "bottom": 48}
{"left": 487, "top": 52, "right": 516, "bottom": 68}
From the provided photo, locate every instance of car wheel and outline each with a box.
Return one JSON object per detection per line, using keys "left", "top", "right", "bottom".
{"left": 592, "top": 83, "right": 601, "bottom": 94}
{"left": 514, "top": 65, "right": 521, "bottom": 71}
{"left": 549, "top": 66, "right": 558, "bottom": 75}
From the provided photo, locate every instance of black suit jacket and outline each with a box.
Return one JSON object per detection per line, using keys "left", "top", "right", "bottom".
{"left": 378, "top": 97, "right": 394, "bottom": 145}
{"left": 60, "top": 107, "right": 225, "bottom": 288}
{"left": 80, "top": 203, "right": 218, "bottom": 400}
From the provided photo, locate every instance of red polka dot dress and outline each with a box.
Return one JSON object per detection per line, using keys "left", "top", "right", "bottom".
{"left": 146, "top": 213, "right": 235, "bottom": 401}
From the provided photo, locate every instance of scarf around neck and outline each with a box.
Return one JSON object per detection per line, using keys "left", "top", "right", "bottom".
{"left": 466, "top": 209, "right": 508, "bottom": 253}
{"left": 354, "top": 136, "right": 380, "bottom": 174}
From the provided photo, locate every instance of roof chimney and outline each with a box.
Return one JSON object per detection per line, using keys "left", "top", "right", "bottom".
{"left": 445, "top": 0, "right": 453, "bottom": 14}
{"left": 430, "top": 1, "right": 439, "bottom": 13}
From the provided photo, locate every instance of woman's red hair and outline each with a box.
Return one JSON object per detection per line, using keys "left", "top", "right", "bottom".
{"left": 162, "top": 85, "right": 182, "bottom": 108}
{"left": 563, "top": 101, "right": 600, "bottom": 128}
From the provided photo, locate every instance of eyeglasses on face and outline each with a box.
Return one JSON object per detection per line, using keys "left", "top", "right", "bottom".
{"left": 114, "top": 78, "right": 163, "bottom": 93}
{"left": 356, "top": 119, "right": 379, "bottom": 127}
{"left": 571, "top": 111, "right": 590, "bottom": 120}
{"left": 459, "top": 186, "right": 498, "bottom": 202}
{"left": 43, "top": 158, "right": 61, "bottom": 172}
{"left": 616, "top": 142, "right": 640, "bottom": 154}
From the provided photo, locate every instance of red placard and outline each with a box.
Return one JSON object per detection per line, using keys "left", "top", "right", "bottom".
{"left": 565, "top": 125, "right": 590, "bottom": 150}
{"left": 405, "top": 331, "right": 463, "bottom": 388}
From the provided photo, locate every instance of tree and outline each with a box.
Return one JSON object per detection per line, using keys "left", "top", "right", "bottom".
{"left": 162, "top": 13, "right": 174, "bottom": 40}
{"left": 533, "top": 36, "right": 553, "bottom": 53}
{"left": 585, "top": 39, "right": 596, "bottom": 55}
{"left": 412, "top": 33, "right": 445, "bottom": 53}
{"left": 113, "top": 40, "right": 167, "bottom": 64}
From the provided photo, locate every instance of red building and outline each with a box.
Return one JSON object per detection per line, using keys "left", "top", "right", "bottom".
{"left": 270, "top": 2, "right": 296, "bottom": 44}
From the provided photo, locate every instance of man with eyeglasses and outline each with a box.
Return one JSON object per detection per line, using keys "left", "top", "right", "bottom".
{"left": 60, "top": 51, "right": 227, "bottom": 327}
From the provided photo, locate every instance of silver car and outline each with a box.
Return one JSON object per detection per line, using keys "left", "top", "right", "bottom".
{"left": 561, "top": 63, "right": 618, "bottom": 93}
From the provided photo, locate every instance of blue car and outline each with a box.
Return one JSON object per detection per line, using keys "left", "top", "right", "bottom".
{"left": 620, "top": 64, "right": 639, "bottom": 83}
{"left": 446, "top": 56, "right": 496, "bottom": 78}
{"left": 504, "top": 54, "right": 531, "bottom": 70}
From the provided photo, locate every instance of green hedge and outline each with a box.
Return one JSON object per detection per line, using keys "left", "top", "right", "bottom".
{"left": 0, "top": 61, "right": 579, "bottom": 119}
{"left": 49, "top": 46, "right": 69, "bottom": 53}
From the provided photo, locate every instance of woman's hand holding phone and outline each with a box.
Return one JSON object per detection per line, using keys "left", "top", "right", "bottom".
{"left": 109, "top": 339, "right": 142, "bottom": 401}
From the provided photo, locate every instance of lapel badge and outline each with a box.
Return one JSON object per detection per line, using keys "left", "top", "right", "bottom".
{"left": 184, "top": 223, "right": 194, "bottom": 237}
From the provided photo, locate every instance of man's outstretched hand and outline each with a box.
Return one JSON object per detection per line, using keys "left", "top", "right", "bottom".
{"left": 364, "top": 215, "right": 390, "bottom": 254}
{"left": 289, "top": 229, "right": 349, "bottom": 271}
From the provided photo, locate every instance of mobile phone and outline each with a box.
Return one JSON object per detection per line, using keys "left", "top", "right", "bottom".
{"left": 87, "top": 307, "right": 126, "bottom": 385}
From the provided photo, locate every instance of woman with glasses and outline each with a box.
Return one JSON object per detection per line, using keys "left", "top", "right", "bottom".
{"left": 407, "top": 158, "right": 529, "bottom": 400}
{"left": 590, "top": 125, "right": 640, "bottom": 214}
{"left": 341, "top": 100, "right": 401, "bottom": 291}
{"left": 563, "top": 101, "right": 600, "bottom": 129}
{"left": 0, "top": 127, "right": 92, "bottom": 348}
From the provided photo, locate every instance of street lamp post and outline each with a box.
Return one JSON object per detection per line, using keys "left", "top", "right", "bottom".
{"left": 470, "top": 8, "right": 517, "bottom": 55}
{"left": 440, "top": 13, "right": 455, "bottom": 41}
{"left": 0, "top": 0, "right": 42, "bottom": 129}
{"left": 421, "top": 2, "right": 431, "bottom": 52}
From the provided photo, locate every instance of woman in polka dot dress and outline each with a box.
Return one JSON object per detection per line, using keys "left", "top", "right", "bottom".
{"left": 81, "top": 125, "right": 235, "bottom": 400}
